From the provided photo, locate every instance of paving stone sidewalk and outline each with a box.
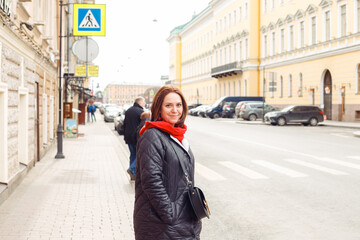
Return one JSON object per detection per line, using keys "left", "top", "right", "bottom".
{"left": 0, "top": 114, "right": 135, "bottom": 240}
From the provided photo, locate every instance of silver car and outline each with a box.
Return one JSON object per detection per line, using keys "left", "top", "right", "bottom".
{"left": 104, "top": 107, "right": 121, "bottom": 122}
{"left": 239, "top": 102, "right": 278, "bottom": 121}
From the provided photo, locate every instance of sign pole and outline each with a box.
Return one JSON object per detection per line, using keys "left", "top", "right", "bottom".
{"left": 55, "top": 0, "right": 65, "bottom": 159}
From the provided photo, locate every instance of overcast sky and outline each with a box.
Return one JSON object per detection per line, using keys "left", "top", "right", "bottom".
{"left": 91, "top": 0, "right": 210, "bottom": 91}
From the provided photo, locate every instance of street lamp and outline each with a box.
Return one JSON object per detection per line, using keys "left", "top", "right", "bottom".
{"left": 55, "top": 0, "right": 65, "bottom": 159}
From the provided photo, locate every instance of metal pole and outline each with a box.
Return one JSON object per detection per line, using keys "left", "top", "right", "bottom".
{"left": 55, "top": 0, "right": 65, "bottom": 159}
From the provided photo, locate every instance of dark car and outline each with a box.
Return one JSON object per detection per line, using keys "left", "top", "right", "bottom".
{"left": 206, "top": 96, "right": 264, "bottom": 119}
{"left": 221, "top": 102, "right": 238, "bottom": 118}
{"left": 239, "top": 102, "right": 278, "bottom": 121}
{"left": 264, "top": 105, "right": 324, "bottom": 126}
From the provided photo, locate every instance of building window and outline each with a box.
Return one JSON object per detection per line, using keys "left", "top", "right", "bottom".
{"left": 233, "top": 82, "right": 236, "bottom": 95}
{"left": 280, "top": 28, "right": 285, "bottom": 53}
{"left": 216, "top": 22, "right": 218, "bottom": 34}
{"left": 224, "top": 47, "right": 227, "bottom": 64}
{"left": 288, "top": 74, "right": 292, "bottom": 97}
{"left": 233, "top": 43, "right": 237, "bottom": 60}
{"left": 300, "top": 21, "right": 305, "bottom": 48}
{"left": 264, "top": 35, "right": 268, "bottom": 57}
{"left": 279, "top": 76, "right": 283, "bottom": 97}
{"left": 234, "top": 10, "right": 237, "bottom": 25}
{"left": 238, "top": 80, "right": 241, "bottom": 95}
{"left": 311, "top": 16, "right": 316, "bottom": 44}
{"left": 229, "top": 13, "right": 231, "bottom": 28}
{"left": 239, "top": 40, "right": 243, "bottom": 60}
{"left": 229, "top": 45, "right": 232, "bottom": 62}
{"left": 219, "top": 49, "right": 222, "bottom": 65}
{"left": 219, "top": 19, "right": 222, "bottom": 32}
{"left": 244, "top": 80, "right": 248, "bottom": 96}
{"left": 357, "top": 0, "right": 360, "bottom": 32}
{"left": 298, "top": 73, "right": 303, "bottom": 97}
{"left": 263, "top": 0, "right": 267, "bottom": 13}
{"left": 325, "top": 11, "right": 331, "bottom": 41}
{"left": 239, "top": 7, "right": 242, "bottom": 21}
{"left": 289, "top": 25, "right": 294, "bottom": 51}
{"left": 357, "top": 65, "right": 360, "bottom": 93}
{"left": 245, "top": 2, "right": 248, "bottom": 18}
{"left": 271, "top": 0, "right": 275, "bottom": 9}
{"left": 340, "top": 4, "right": 347, "bottom": 37}
{"left": 245, "top": 38, "right": 249, "bottom": 59}
{"left": 272, "top": 32, "right": 276, "bottom": 55}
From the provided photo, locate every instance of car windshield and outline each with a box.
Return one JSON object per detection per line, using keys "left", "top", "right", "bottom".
{"left": 212, "top": 97, "right": 226, "bottom": 107}
{"left": 281, "top": 106, "right": 294, "bottom": 112}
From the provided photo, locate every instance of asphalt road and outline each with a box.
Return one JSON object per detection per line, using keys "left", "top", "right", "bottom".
{"left": 186, "top": 116, "right": 360, "bottom": 240}
{"left": 108, "top": 116, "right": 360, "bottom": 240}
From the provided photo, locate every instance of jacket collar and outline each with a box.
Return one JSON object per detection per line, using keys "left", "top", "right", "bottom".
{"left": 133, "top": 102, "right": 143, "bottom": 109}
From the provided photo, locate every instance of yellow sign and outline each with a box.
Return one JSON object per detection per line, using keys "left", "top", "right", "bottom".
{"left": 73, "top": 4, "right": 106, "bottom": 36}
{"left": 88, "top": 65, "right": 99, "bottom": 77}
{"left": 75, "top": 65, "right": 86, "bottom": 76}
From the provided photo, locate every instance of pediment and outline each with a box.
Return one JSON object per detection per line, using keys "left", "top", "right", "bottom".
{"left": 319, "top": 0, "right": 333, "bottom": 8}
{"left": 260, "top": 25, "right": 267, "bottom": 33}
{"left": 306, "top": 4, "right": 318, "bottom": 14}
{"left": 268, "top": 22, "right": 275, "bottom": 30}
{"left": 276, "top": 18, "right": 284, "bottom": 27}
{"left": 295, "top": 9, "right": 305, "bottom": 19}
{"left": 285, "top": 14, "right": 294, "bottom": 23}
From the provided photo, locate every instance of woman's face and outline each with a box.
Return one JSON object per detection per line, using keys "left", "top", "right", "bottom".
{"left": 161, "top": 92, "right": 183, "bottom": 126}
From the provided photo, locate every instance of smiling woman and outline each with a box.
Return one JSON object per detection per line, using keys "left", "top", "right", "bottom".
{"left": 134, "top": 86, "right": 203, "bottom": 240}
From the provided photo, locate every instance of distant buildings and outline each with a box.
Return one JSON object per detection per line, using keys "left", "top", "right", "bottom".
{"left": 168, "top": 0, "right": 360, "bottom": 121}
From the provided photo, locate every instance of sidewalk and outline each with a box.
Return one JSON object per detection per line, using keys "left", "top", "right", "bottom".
{"left": 0, "top": 113, "right": 135, "bottom": 240}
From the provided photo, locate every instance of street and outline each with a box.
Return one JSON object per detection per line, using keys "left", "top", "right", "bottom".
{"left": 110, "top": 116, "right": 360, "bottom": 240}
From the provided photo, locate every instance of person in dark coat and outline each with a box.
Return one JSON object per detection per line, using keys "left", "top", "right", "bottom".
{"left": 135, "top": 86, "right": 202, "bottom": 240}
{"left": 123, "top": 97, "right": 145, "bottom": 180}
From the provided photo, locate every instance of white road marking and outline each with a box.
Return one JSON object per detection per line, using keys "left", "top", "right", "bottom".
{"left": 219, "top": 161, "right": 268, "bottom": 179}
{"left": 347, "top": 156, "right": 360, "bottom": 160}
{"left": 253, "top": 160, "right": 308, "bottom": 178}
{"left": 195, "top": 162, "right": 226, "bottom": 181}
{"left": 316, "top": 157, "right": 360, "bottom": 170}
{"left": 330, "top": 133, "right": 350, "bottom": 138}
{"left": 283, "top": 159, "right": 348, "bottom": 175}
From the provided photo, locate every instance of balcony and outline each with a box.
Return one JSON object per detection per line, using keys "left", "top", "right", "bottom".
{"left": 211, "top": 61, "right": 242, "bottom": 78}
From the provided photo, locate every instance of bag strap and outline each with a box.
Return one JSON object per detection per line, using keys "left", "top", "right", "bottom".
{"left": 168, "top": 138, "right": 193, "bottom": 189}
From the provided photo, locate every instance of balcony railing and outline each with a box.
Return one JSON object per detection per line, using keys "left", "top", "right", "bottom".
{"left": 211, "top": 61, "right": 242, "bottom": 78}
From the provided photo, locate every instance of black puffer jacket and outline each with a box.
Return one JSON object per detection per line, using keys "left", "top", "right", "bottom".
{"left": 134, "top": 128, "right": 202, "bottom": 240}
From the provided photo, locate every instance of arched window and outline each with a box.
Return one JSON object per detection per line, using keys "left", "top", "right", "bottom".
{"left": 279, "top": 76, "right": 283, "bottom": 97}
{"left": 288, "top": 74, "right": 293, "bottom": 97}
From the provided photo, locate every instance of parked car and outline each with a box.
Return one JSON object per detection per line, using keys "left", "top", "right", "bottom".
{"left": 206, "top": 96, "right": 264, "bottom": 119}
{"left": 239, "top": 102, "right": 278, "bottom": 121}
{"left": 235, "top": 101, "right": 263, "bottom": 118}
{"left": 100, "top": 104, "right": 117, "bottom": 114}
{"left": 114, "top": 109, "right": 125, "bottom": 130}
{"left": 104, "top": 107, "right": 122, "bottom": 122}
{"left": 198, "top": 105, "right": 212, "bottom": 117}
{"left": 188, "top": 103, "right": 202, "bottom": 110}
{"left": 189, "top": 105, "right": 201, "bottom": 116}
{"left": 221, "top": 102, "right": 238, "bottom": 118}
{"left": 264, "top": 105, "right": 324, "bottom": 126}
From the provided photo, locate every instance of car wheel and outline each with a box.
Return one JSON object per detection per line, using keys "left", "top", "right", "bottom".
{"left": 309, "top": 117, "right": 318, "bottom": 126}
{"left": 277, "top": 117, "right": 286, "bottom": 126}
{"left": 249, "top": 114, "right": 257, "bottom": 121}
{"left": 213, "top": 113, "right": 220, "bottom": 119}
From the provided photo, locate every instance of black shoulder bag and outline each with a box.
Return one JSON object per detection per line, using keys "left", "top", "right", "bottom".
{"left": 171, "top": 141, "right": 211, "bottom": 221}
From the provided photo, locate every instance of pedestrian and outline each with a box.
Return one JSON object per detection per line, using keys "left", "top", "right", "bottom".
{"left": 90, "top": 103, "right": 96, "bottom": 122}
{"left": 87, "top": 103, "right": 91, "bottom": 123}
{"left": 123, "top": 97, "right": 145, "bottom": 180}
{"left": 134, "top": 86, "right": 202, "bottom": 239}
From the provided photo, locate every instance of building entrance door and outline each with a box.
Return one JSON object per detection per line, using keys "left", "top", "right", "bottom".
{"left": 323, "top": 70, "right": 332, "bottom": 120}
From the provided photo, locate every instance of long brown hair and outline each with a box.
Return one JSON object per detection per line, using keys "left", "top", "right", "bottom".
{"left": 151, "top": 86, "right": 188, "bottom": 127}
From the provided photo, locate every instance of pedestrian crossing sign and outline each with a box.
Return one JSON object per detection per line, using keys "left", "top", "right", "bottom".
{"left": 73, "top": 4, "right": 106, "bottom": 36}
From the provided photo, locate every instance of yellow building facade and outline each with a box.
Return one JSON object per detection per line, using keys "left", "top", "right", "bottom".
{"left": 168, "top": 0, "right": 360, "bottom": 121}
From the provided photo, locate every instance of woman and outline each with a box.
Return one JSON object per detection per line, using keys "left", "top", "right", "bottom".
{"left": 134, "top": 86, "right": 202, "bottom": 240}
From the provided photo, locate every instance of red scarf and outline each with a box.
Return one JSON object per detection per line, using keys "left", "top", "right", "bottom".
{"left": 139, "top": 121, "right": 187, "bottom": 142}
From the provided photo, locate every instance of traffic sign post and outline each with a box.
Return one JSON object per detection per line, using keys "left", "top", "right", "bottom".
{"left": 73, "top": 4, "right": 106, "bottom": 36}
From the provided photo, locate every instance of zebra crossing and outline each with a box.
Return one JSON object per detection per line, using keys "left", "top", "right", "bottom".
{"left": 195, "top": 156, "right": 360, "bottom": 181}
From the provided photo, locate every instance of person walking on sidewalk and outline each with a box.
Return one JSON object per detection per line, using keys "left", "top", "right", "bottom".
{"left": 87, "top": 103, "right": 91, "bottom": 122}
{"left": 123, "top": 97, "right": 145, "bottom": 180}
{"left": 134, "top": 86, "right": 202, "bottom": 240}
{"left": 90, "top": 103, "right": 96, "bottom": 122}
